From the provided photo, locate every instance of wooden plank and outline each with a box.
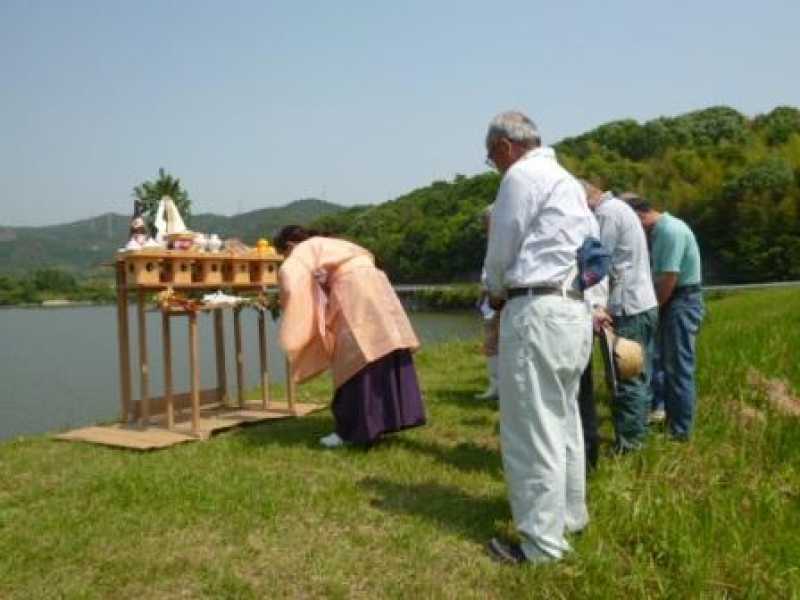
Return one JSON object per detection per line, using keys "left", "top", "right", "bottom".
{"left": 258, "top": 309, "right": 270, "bottom": 409}
{"left": 233, "top": 307, "right": 245, "bottom": 408}
{"left": 161, "top": 308, "right": 174, "bottom": 429}
{"left": 56, "top": 401, "right": 326, "bottom": 450}
{"left": 188, "top": 312, "right": 200, "bottom": 435}
{"left": 137, "top": 288, "right": 150, "bottom": 426}
{"left": 214, "top": 309, "right": 229, "bottom": 405}
{"left": 55, "top": 426, "right": 194, "bottom": 450}
{"left": 236, "top": 400, "right": 321, "bottom": 417}
{"left": 115, "top": 261, "right": 132, "bottom": 423}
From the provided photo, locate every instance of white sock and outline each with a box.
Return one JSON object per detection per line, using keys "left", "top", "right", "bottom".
{"left": 319, "top": 432, "right": 345, "bottom": 448}
{"left": 488, "top": 355, "right": 498, "bottom": 389}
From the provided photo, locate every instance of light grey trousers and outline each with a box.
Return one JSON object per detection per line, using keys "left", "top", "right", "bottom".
{"left": 498, "top": 293, "right": 592, "bottom": 561}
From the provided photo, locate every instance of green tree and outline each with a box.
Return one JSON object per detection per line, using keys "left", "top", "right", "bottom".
{"left": 0, "top": 276, "right": 38, "bottom": 305}
{"left": 306, "top": 105, "right": 800, "bottom": 285}
{"left": 754, "top": 106, "right": 800, "bottom": 146}
{"left": 32, "top": 269, "right": 77, "bottom": 293}
{"left": 132, "top": 167, "right": 192, "bottom": 233}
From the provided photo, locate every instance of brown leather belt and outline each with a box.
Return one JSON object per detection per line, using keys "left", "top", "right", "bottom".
{"left": 507, "top": 286, "right": 583, "bottom": 301}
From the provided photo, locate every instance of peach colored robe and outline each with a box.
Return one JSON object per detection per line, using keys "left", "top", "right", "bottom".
{"left": 279, "top": 237, "right": 420, "bottom": 388}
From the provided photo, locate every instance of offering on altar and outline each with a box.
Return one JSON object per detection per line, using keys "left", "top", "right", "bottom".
{"left": 154, "top": 195, "right": 188, "bottom": 245}
{"left": 223, "top": 238, "right": 251, "bottom": 255}
{"left": 129, "top": 216, "right": 148, "bottom": 246}
{"left": 256, "top": 238, "right": 277, "bottom": 255}
{"left": 207, "top": 234, "right": 223, "bottom": 253}
{"left": 167, "top": 232, "right": 195, "bottom": 250}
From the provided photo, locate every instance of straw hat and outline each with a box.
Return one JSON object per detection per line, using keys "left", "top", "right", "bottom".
{"left": 604, "top": 328, "right": 644, "bottom": 380}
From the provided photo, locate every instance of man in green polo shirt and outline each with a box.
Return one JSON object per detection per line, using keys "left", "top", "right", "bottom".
{"left": 625, "top": 197, "right": 704, "bottom": 440}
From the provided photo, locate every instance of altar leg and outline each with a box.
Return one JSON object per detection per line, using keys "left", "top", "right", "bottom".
{"left": 188, "top": 311, "right": 200, "bottom": 436}
{"left": 162, "top": 309, "right": 174, "bottom": 430}
{"left": 234, "top": 306, "right": 245, "bottom": 408}
{"left": 213, "top": 309, "right": 228, "bottom": 406}
{"left": 115, "top": 262, "right": 132, "bottom": 423}
{"left": 136, "top": 289, "right": 150, "bottom": 426}
{"left": 285, "top": 356, "right": 296, "bottom": 414}
{"left": 258, "top": 309, "right": 270, "bottom": 409}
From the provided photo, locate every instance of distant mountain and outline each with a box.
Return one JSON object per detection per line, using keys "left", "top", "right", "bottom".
{"left": 0, "top": 198, "right": 345, "bottom": 276}
{"left": 190, "top": 198, "right": 344, "bottom": 242}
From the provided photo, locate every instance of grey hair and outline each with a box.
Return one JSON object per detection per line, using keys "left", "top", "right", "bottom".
{"left": 485, "top": 111, "right": 541, "bottom": 150}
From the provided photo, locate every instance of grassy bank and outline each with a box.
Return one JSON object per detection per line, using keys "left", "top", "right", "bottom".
{"left": 1, "top": 289, "right": 799, "bottom": 598}
{"left": 404, "top": 284, "right": 481, "bottom": 311}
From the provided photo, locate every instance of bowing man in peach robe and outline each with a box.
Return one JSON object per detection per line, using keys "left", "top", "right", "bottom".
{"left": 275, "top": 226, "right": 426, "bottom": 448}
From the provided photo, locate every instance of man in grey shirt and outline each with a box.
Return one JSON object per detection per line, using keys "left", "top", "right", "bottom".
{"left": 582, "top": 181, "right": 659, "bottom": 452}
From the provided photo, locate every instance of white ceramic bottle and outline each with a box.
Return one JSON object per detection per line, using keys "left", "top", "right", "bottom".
{"left": 207, "top": 234, "right": 222, "bottom": 253}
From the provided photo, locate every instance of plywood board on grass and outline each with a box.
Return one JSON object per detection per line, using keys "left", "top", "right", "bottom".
{"left": 54, "top": 400, "right": 325, "bottom": 450}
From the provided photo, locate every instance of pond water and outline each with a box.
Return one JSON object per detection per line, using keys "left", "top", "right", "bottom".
{"left": 0, "top": 305, "right": 480, "bottom": 441}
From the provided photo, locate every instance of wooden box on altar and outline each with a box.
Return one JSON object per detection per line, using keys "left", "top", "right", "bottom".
{"left": 126, "top": 255, "right": 161, "bottom": 286}
{"left": 172, "top": 257, "right": 193, "bottom": 285}
{"left": 119, "top": 249, "right": 282, "bottom": 289}
{"left": 194, "top": 257, "right": 223, "bottom": 285}
{"left": 228, "top": 259, "right": 251, "bottom": 285}
{"left": 250, "top": 260, "right": 279, "bottom": 285}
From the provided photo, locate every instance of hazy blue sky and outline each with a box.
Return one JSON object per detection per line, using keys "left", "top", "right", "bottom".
{"left": 1, "top": 0, "right": 798, "bottom": 226}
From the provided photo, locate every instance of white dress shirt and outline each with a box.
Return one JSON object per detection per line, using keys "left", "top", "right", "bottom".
{"left": 484, "top": 147, "right": 599, "bottom": 297}
{"left": 593, "top": 192, "right": 657, "bottom": 316}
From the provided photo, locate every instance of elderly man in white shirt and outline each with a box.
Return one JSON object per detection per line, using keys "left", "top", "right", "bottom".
{"left": 582, "top": 181, "right": 659, "bottom": 453}
{"left": 483, "top": 111, "right": 597, "bottom": 565}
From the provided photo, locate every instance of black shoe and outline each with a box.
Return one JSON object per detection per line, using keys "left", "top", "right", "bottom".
{"left": 487, "top": 537, "right": 527, "bottom": 565}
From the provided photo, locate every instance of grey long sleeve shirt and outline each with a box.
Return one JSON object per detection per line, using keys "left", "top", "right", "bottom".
{"left": 594, "top": 193, "right": 657, "bottom": 316}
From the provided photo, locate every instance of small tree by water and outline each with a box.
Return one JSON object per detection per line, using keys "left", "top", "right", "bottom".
{"left": 132, "top": 167, "right": 192, "bottom": 234}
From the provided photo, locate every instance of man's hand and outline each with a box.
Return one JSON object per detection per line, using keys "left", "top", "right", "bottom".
{"left": 655, "top": 272, "right": 678, "bottom": 306}
{"left": 592, "top": 307, "right": 612, "bottom": 333}
{"left": 489, "top": 295, "right": 506, "bottom": 312}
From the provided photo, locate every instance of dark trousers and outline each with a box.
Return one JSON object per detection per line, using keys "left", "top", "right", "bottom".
{"left": 611, "top": 308, "right": 658, "bottom": 451}
{"left": 577, "top": 361, "right": 599, "bottom": 472}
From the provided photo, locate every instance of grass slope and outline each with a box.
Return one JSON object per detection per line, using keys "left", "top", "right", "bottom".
{"left": 1, "top": 289, "right": 799, "bottom": 598}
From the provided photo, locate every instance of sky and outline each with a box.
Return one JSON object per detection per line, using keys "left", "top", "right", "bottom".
{"left": 1, "top": 0, "right": 799, "bottom": 226}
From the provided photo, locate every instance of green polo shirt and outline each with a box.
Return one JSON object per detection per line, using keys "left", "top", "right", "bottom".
{"left": 651, "top": 213, "right": 702, "bottom": 286}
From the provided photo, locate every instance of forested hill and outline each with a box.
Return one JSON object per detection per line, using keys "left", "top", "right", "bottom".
{"left": 0, "top": 198, "right": 343, "bottom": 276}
{"left": 314, "top": 106, "right": 800, "bottom": 284}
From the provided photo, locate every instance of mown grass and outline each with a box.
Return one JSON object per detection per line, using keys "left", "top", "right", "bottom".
{"left": 1, "top": 289, "right": 799, "bottom": 598}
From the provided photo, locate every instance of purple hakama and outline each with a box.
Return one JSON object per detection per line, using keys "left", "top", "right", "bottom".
{"left": 331, "top": 349, "right": 426, "bottom": 444}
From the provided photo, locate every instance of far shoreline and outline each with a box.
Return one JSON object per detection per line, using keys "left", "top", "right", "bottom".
{"left": 0, "top": 299, "right": 111, "bottom": 310}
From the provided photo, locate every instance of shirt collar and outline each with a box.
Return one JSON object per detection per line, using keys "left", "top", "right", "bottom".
{"left": 653, "top": 212, "right": 671, "bottom": 235}
{"left": 522, "top": 146, "right": 555, "bottom": 161}
{"left": 598, "top": 191, "right": 614, "bottom": 206}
